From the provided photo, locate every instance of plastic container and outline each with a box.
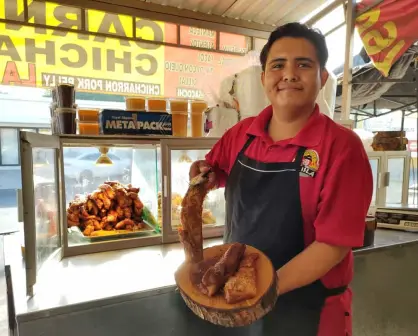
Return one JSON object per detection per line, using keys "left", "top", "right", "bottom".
{"left": 126, "top": 97, "right": 146, "bottom": 111}
{"left": 170, "top": 99, "right": 188, "bottom": 112}
{"left": 191, "top": 100, "right": 208, "bottom": 137}
{"left": 55, "top": 107, "right": 76, "bottom": 134}
{"left": 353, "top": 216, "right": 376, "bottom": 250}
{"left": 77, "top": 121, "right": 100, "bottom": 135}
{"left": 77, "top": 108, "right": 99, "bottom": 122}
{"left": 170, "top": 99, "right": 188, "bottom": 137}
{"left": 171, "top": 112, "right": 188, "bottom": 137}
{"left": 147, "top": 98, "right": 167, "bottom": 112}
{"left": 56, "top": 83, "right": 75, "bottom": 108}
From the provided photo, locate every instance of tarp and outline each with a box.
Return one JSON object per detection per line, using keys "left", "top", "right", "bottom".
{"left": 335, "top": 45, "right": 418, "bottom": 108}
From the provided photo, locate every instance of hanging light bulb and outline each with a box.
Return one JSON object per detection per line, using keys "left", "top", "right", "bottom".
{"left": 95, "top": 146, "right": 113, "bottom": 165}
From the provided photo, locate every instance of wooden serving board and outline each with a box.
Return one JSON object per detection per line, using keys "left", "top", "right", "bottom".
{"left": 175, "top": 244, "right": 278, "bottom": 327}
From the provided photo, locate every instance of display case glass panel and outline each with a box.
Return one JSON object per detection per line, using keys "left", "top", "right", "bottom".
{"left": 63, "top": 143, "right": 161, "bottom": 247}
{"left": 387, "top": 157, "right": 406, "bottom": 205}
{"left": 169, "top": 149, "right": 225, "bottom": 231}
{"left": 20, "top": 131, "right": 62, "bottom": 295}
{"left": 369, "top": 158, "right": 379, "bottom": 206}
{"left": 32, "top": 147, "right": 60, "bottom": 270}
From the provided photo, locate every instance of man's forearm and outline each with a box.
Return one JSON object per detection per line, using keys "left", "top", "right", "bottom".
{"left": 276, "top": 241, "right": 350, "bottom": 295}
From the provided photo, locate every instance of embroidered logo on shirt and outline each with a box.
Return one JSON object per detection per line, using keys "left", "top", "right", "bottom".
{"left": 300, "top": 149, "right": 319, "bottom": 178}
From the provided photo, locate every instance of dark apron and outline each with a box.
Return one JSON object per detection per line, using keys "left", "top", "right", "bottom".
{"left": 223, "top": 135, "right": 347, "bottom": 336}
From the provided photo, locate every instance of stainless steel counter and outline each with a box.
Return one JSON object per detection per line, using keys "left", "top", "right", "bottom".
{"left": 5, "top": 228, "right": 418, "bottom": 334}
{"left": 353, "top": 228, "right": 418, "bottom": 254}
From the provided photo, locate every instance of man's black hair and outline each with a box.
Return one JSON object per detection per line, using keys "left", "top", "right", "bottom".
{"left": 260, "top": 22, "right": 329, "bottom": 71}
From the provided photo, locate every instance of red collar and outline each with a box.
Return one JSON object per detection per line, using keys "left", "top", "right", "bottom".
{"left": 246, "top": 104, "right": 326, "bottom": 147}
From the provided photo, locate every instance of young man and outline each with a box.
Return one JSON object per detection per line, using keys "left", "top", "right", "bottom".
{"left": 190, "top": 23, "right": 373, "bottom": 335}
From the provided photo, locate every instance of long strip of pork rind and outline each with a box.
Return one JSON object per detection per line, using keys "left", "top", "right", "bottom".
{"left": 179, "top": 180, "right": 209, "bottom": 263}
{"left": 224, "top": 253, "right": 259, "bottom": 304}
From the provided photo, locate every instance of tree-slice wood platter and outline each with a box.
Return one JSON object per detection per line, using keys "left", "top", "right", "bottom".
{"left": 175, "top": 243, "right": 278, "bottom": 327}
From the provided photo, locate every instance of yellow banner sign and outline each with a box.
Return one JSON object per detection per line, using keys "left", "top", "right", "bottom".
{"left": 0, "top": 0, "right": 166, "bottom": 95}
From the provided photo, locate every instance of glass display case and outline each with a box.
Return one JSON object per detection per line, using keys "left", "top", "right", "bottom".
{"left": 62, "top": 140, "right": 162, "bottom": 255}
{"left": 20, "top": 132, "right": 225, "bottom": 294}
{"left": 367, "top": 151, "right": 411, "bottom": 208}
{"left": 161, "top": 139, "right": 225, "bottom": 243}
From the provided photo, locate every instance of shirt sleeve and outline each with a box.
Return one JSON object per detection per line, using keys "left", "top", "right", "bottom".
{"left": 314, "top": 134, "right": 373, "bottom": 247}
{"left": 205, "top": 129, "right": 234, "bottom": 188}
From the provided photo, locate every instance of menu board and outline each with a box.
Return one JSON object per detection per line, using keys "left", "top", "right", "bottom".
{"left": 180, "top": 25, "right": 216, "bottom": 50}
{"left": 219, "top": 32, "right": 250, "bottom": 54}
{"left": 164, "top": 46, "right": 244, "bottom": 101}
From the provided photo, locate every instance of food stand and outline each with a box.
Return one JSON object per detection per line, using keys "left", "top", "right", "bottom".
{"left": 2, "top": 0, "right": 418, "bottom": 336}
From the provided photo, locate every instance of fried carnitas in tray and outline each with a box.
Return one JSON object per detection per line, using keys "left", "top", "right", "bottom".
{"left": 66, "top": 181, "right": 150, "bottom": 237}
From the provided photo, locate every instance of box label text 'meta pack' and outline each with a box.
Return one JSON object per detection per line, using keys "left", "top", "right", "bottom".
{"left": 100, "top": 109, "right": 172, "bottom": 135}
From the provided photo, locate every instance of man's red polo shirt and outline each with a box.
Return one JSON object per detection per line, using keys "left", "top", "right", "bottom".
{"left": 205, "top": 104, "right": 373, "bottom": 336}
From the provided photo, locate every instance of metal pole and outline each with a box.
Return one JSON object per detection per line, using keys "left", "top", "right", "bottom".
{"left": 400, "top": 110, "right": 405, "bottom": 132}
{"left": 340, "top": 0, "right": 356, "bottom": 122}
{"left": 415, "top": 62, "right": 418, "bottom": 136}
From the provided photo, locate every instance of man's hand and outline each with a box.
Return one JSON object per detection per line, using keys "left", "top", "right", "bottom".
{"left": 276, "top": 241, "right": 350, "bottom": 295}
{"left": 189, "top": 160, "right": 217, "bottom": 191}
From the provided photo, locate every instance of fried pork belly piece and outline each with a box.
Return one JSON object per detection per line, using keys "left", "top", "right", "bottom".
{"left": 98, "top": 184, "right": 116, "bottom": 199}
{"left": 104, "top": 181, "right": 123, "bottom": 188}
{"left": 133, "top": 199, "right": 143, "bottom": 217}
{"left": 86, "top": 198, "right": 99, "bottom": 216}
{"left": 224, "top": 253, "right": 259, "bottom": 304}
{"left": 83, "top": 224, "right": 95, "bottom": 236}
{"left": 104, "top": 210, "right": 118, "bottom": 223}
{"left": 190, "top": 257, "right": 221, "bottom": 286}
{"left": 115, "top": 218, "right": 135, "bottom": 230}
{"left": 67, "top": 212, "right": 80, "bottom": 224}
{"left": 200, "top": 243, "right": 246, "bottom": 297}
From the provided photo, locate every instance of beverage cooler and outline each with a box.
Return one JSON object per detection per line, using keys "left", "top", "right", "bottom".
{"left": 18, "top": 131, "right": 225, "bottom": 296}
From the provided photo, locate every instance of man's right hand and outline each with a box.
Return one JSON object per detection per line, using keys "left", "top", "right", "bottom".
{"left": 189, "top": 160, "right": 217, "bottom": 191}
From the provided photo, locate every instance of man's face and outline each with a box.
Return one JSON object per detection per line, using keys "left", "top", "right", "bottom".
{"left": 261, "top": 37, "right": 328, "bottom": 110}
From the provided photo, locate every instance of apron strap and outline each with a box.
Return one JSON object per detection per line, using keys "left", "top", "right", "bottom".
{"left": 326, "top": 285, "right": 348, "bottom": 297}
{"left": 239, "top": 135, "right": 256, "bottom": 156}
{"left": 294, "top": 146, "right": 307, "bottom": 166}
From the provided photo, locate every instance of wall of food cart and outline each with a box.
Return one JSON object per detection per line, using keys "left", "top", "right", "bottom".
{"left": 0, "top": 0, "right": 267, "bottom": 170}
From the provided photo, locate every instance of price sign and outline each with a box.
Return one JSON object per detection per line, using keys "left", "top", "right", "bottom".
{"left": 355, "top": 0, "right": 418, "bottom": 77}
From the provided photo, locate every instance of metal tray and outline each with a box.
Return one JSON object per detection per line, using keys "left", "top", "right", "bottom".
{"left": 68, "top": 219, "right": 158, "bottom": 243}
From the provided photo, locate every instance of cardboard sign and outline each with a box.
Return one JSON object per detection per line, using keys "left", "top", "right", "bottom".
{"left": 100, "top": 109, "right": 172, "bottom": 135}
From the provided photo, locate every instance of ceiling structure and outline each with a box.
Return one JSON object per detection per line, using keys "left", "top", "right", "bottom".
{"left": 334, "top": 48, "right": 418, "bottom": 120}
{"left": 63, "top": 0, "right": 335, "bottom": 38}
{"left": 51, "top": 0, "right": 341, "bottom": 39}
{"left": 136, "top": 0, "right": 331, "bottom": 26}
